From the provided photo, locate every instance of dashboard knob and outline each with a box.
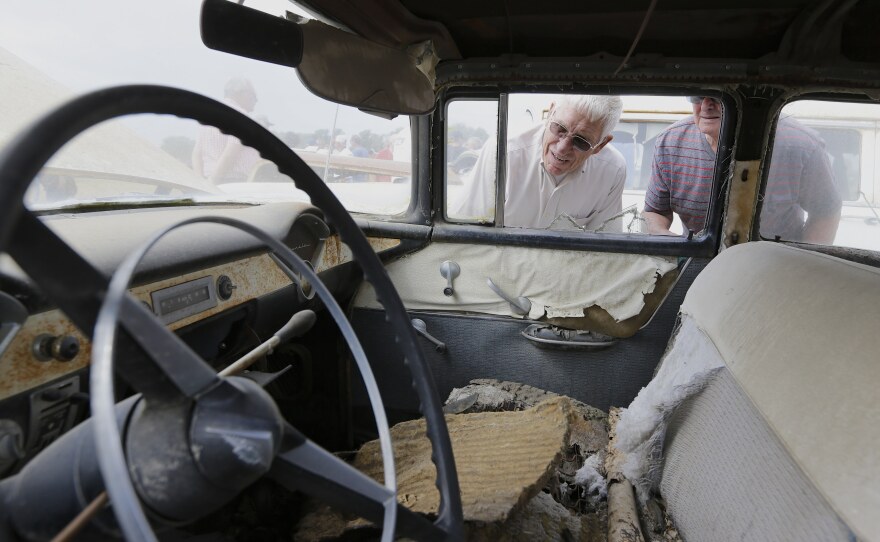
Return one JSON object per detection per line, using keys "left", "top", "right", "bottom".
{"left": 33, "top": 334, "right": 80, "bottom": 362}
{"left": 52, "top": 336, "right": 80, "bottom": 361}
{"left": 217, "top": 275, "right": 237, "bottom": 300}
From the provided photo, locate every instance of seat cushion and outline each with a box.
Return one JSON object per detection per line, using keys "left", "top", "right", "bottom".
{"left": 662, "top": 369, "right": 851, "bottom": 541}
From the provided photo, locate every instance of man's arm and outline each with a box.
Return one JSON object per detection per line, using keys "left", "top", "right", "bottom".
{"left": 643, "top": 140, "right": 678, "bottom": 236}
{"left": 798, "top": 138, "right": 843, "bottom": 245}
{"left": 209, "top": 138, "right": 246, "bottom": 183}
{"left": 643, "top": 210, "right": 677, "bottom": 236}
{"left": 801, "top": 208, "right": 841, "bottom": 244}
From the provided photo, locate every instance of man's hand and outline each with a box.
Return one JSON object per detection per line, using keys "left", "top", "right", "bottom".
{"left": 643, "top": 210, "right": 678, "bottom": 236}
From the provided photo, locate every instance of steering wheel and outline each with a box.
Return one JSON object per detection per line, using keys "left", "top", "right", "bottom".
{"left": 0, "top": 86, "right": 463, "bottom": 541}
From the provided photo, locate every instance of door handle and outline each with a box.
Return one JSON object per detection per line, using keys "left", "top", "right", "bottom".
{"left": 486, "top": 277, "right": 531, "bottom": 316}
{"left": 521, "top": 323, "right": 616, "bottom": 350}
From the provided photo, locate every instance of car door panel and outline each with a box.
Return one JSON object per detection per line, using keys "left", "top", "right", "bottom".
{"left": 350, "top": 254, "right": 707, "bottom": 433}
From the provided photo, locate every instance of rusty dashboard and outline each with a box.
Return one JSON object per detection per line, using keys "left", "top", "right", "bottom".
{"left": 0, "top": 201, "right": 400, "bottom": 474}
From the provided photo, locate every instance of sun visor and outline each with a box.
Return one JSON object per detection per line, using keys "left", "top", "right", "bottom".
{"left": 297, "top": 20, "right": 437, "bottom": 116}
{"left": 201, "top": 0, "right": 304, "bottom": 69}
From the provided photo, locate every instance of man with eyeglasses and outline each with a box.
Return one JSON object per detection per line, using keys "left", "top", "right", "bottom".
{"left": 643, "top": 96, "right": 841, "bottom": 243}
{"left": 451, "top": 95, "right": 626, "bottom": 229}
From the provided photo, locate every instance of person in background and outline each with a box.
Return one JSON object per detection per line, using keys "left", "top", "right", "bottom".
{"left": 191, "top": 77, "right": 260, "bottom": 183}
{"left": 644, "top": 96, "right": 841, "bottom": 243}
{"left": 348, "top": 134, "right": 369, "bottom": 158}
{"left": 451, "top": 95, "right": 626, "bottom": 230}
{"left": 374, "top": 136, "right": 394, "bottom": 182}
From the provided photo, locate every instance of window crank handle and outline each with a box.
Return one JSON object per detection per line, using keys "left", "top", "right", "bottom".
{"left": 411, "top": 318, "right": 446, "bottom": 353}
{"left": 440, "top": 260, "right": 460, "bottom": 296}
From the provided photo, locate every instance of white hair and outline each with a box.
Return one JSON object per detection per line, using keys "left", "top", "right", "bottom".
{"left": 554, "top": 95, "right": 623, "bottom": 139}
{"left": 224, "top": 77, "right": 255, "bottom": 98}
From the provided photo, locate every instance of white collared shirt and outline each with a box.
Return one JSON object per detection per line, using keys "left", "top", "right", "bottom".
{"left": 451, "top": 123, "right": 626, "bottom": 230}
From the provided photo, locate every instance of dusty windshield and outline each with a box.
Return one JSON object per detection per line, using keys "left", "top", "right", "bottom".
{"left": 1, "top": 0, "right": 412, "bottom": 215}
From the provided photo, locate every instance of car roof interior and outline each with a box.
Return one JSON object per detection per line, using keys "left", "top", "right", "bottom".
{"left": 297, "top": 0, "right": 880, "bottom": 82}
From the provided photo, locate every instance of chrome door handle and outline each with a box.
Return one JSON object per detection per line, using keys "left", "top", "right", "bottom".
{"left": 411, "top": 318, "right": 446, "bottom": 353}
{"left": 486, "top": 277, "right": 531, "bottom": 316}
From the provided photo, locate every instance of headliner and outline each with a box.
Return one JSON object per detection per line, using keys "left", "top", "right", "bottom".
{"left": 295, "top": 0, "right": 880, "bottom": 86}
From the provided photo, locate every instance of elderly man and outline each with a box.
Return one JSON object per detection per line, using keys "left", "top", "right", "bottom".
{"left": 451, "top": 95, "right": 626, "bottom": 230}
{"left": 644, "top": 96, "right": 842, "bottom": 243}
{"left": 192, "top": 77, "right": 260, "bottom": 183}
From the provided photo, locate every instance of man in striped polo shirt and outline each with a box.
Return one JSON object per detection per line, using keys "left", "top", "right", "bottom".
{"left": 643, "top": 97, "right": 841, "bottom": 243}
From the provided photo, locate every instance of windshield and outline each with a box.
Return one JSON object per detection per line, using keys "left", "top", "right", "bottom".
{"left": 2, "top": 0, "right": 412, "bottom": 215}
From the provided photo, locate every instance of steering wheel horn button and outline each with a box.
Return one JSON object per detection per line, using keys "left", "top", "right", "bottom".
{"left": 189, "top": 377, "right": 284, "bottom": 490}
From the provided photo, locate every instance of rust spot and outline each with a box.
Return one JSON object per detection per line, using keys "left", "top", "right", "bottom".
{"left": 317, "top": 236, "right": 346, "bottom": 271}
{"left": 1, "top": 237, "right": 403, "bottom": 401}
{"left": 130, "top": 254, "right": 292, "bottom": 330}
{"left": 367, "top": 237, "right": 401, "bottom": 253}
{"left": 723, "top": 160, "right": 761, "bottom": 248}
{"left": 0, "top": 310, "right": 91, "bottom": 400}
{"left": 1, "top": 254, "right": 294, "bottom": 400}
{"left": 314, "top": 236, "right": 399, "bottom": 273}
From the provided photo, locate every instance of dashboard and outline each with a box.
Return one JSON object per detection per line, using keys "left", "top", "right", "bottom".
{"left": 0, "top": 201, "right": 401, "bottom": 476}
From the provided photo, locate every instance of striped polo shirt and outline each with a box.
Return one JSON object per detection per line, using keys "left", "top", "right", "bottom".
{"left": 645, "top": 116, "right": 841, "bottom": 239}
{"left": 644, "top": 117, "right": 715, "bottom": 234}
{"left": 760, "top": 117, "right": 841, "bottom": 240}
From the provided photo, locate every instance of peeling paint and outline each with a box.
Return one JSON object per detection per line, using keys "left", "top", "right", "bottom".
{"left": 722, "top": 160, "right": 762, "bottom": 249}
{"left": 219, "top": 433, "right": 272, "bottom": 467}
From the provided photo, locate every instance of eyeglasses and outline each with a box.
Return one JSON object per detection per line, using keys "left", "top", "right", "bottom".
{"left": 547, "top": 120, "right": 595, "bottom": 152}
{"left": 687, "top": 96, "right": 722, "bottom": 105}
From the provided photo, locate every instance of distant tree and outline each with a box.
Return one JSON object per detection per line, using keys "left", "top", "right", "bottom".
{"left": 161, "top": 136, "right": 195, "bottom": 167}
{"left": 278, "top": 131, "right": 300, "bottom": 149}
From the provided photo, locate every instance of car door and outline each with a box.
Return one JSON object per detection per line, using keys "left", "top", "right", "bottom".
{"left": 348, "top": 91, "right": 727, "bottom": 433}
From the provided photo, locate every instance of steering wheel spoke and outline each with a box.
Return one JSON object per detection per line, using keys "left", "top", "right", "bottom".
{"left": 0, "top": 84, "right": 463, "bottom": 541}
{"left": 270, "top": 438, "right": 445, "bottom": 542}
{"left": 9, "top": 210, "right": 218, "bottom": 400}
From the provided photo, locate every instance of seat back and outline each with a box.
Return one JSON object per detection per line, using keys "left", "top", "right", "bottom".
{"left": 621, "top": 242, "right": 880, "bottom": 541}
